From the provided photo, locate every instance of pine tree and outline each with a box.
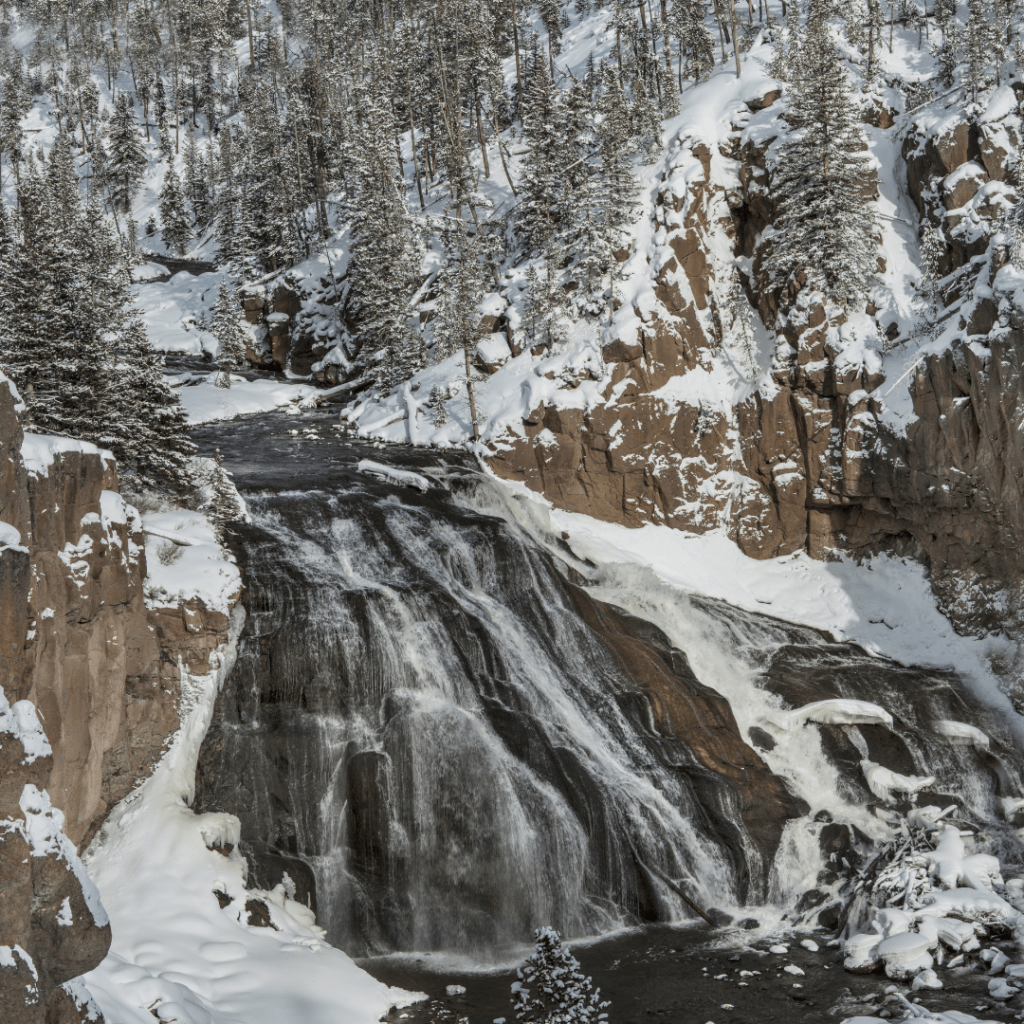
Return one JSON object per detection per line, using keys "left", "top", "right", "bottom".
{"left": 519, "top": 57, "right": 565, "bottom": 250}
{"left": 208, "top": 450, "right": 244, "bottom": 534}
{"left": 212, "top": 278, "right": 248, "bottom": 387}
{"left": 963, "top": 0, "right": 994, "bottom": 103}
{"left": 184, "top": 126, "right": 214, "bottom": 229}
{"left": 159, "top": 166, "right": 192, "bottom": 256}
{"left": 596, "top": 66, "right": 640, "bottom": 246}
{"left": 0, "top": 202, "right": 30, "bottom": 395}
{"left": 106, "top": 92, "right": 147, "bottom": 214}
{"left": 1, "top": 140, "right": 192, "bottom": 487}
{"left": 433, "top": 217, "right": 485, "bottom": 364}
{"left": 522, "top": 258, "right": 567, "bottom": 350}
{"left": 348, "top": 84, "right": 423, "bottom": 393}
{"left": 763, "top": 0, "right": 878, "bottom": 312}
{"left": 683, "top": 0, "right": 716, "bottom": 84}
{"left": 511, "top": 927, "right": 610, "bottom": 1024}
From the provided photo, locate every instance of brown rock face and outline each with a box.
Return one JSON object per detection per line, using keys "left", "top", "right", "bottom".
{"left": 568, "top": 590, "right": 807, "bottom": 895}
{"left": 0, "top": 714, "right": 110, "bottom": 1024}
{"left": 486, "top": 100, "right": 1024, "bottom": 641}
{"left": 0, "top": 376, "right": 237, "bottom": 1020}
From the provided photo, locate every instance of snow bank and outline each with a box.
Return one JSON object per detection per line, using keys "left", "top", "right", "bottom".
{"left": 142, "top": 511, "right": 241, "bottom": 614}
{"left": 0, "top": 689, "right": 52, "bottom": 763}
{"left": 83, "top": 607, "right": 422, "bottom": 1024}
{"left": 177, "top": 374, "right": 320, "bottom": 425}
{"left": 21, "top": 432, "right": 112, "bottom": 476}
{"left": 356, "top": 460, "right": 431, "bottom": 492}
{"left": 775, "top": 699, "right": 893, "bottom": 731}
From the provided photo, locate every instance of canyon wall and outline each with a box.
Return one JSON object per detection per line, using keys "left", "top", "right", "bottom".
{"left": 478, "top": 93, "right": 1024, "bottom": 642}
{"left": 0, "top": 375, "right": 233, "bottom": 1023}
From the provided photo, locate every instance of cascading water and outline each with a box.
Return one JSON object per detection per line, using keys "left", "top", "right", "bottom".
{"left": 193, "top": 410, "right": 1024, "bottom": 959}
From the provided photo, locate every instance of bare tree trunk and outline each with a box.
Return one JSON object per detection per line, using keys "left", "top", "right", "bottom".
{"left": 727, "top": 0, "right": 742, "bottom": 74}
{"left": 463, "top": 342, "right": 480, "bottom": 440}
{"left": 492, "top": 109, "right": 517, "bottom": 196}
{"left": 246, "top": 0, "right": 256, "bottom": 68}
{"left": 475, "top": 94, "right": 490, "bottom": 178}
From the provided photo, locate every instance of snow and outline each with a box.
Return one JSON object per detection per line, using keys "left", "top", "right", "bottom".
{"left": 356, "top": 460, "right": 431, "bottom": 492}
{"left": 176, "top": 374, "right": 320, "bottom": 425}
{"left": 933, "top": 721, "right": 990, "bottom": 750}
{"left": 0, "top": 687, "right": 52, "bottom": 764}
{"left": 0, "top": 519, "right": 24, "bottom": 551}
{"left": 82, "top": 606, "right": 422, "bottom": 1024}
{"left": 57, "top": 896, "right": 73, "bottom": 928}
{"left": 775, "top": 699, "right": 893, "bottom": 731}
{"left": 21, "top": 432, "right": 112, "bottom": 476}
{"left": 17, "top": 783, "right": 108, "bottom": 927}
{"left": 142, "top": 511, "right": 241, "bottom": 615}
{"left": 860, "top": 760, "right": 935, "bottom": 803}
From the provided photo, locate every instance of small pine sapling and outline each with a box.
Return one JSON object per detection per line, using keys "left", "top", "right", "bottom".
{"left": 208, "top": 451, "right": 243, "bottom": 536}
{"left": 159, "top": 167, "right": 193, "bottom": 257}
{"left": 427, "top": 384, "right": 449, "bottom": 428}
{"left": 212, "top": 279, "right": 248, "bottom": 388}
{"left": 511, "top": 927, "right": 610, "bottom": 1024}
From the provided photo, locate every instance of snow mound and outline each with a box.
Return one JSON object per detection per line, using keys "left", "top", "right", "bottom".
{"left": 142, "top": 511, "right": 241, "bottom": 615}
{"left": 933, "top": 721, "right": 989, "bottom": 750}
{"left": 861, "top": 760, "right": 935, "bottom": 803}
{"left": 775, "top": 699, "right": 893, "bottom": 731}
{"left": 356, "top": 460, "right": 431, "bottom": 492}
{"left": 0, "top": 689, "right": 52, "bottom": 763}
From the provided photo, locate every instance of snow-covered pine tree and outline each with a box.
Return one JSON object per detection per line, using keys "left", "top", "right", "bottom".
{"left": 433, "top": 216, "right": 486, "bottom": 364}
{"left": 682, "top": 0, "right": 716, "bottom": 84}
{"left": 212, "top": 278, "right": 249, "bottom": 388}
{"left": 558, "top": 80, "right": 612, "bottom": 311}
{"left": 208, "top": 450, "right": 244, "bottom": 535}
{"left": 522, "top": 257, "right": 567, "bottom": 351}
{"left": 519, "top": 55, "right": 566, "bottom": 250}
{"left": 0, "top": 201, "right": 31, "bottom": 398}
{"left": 963, "top": 0, "right": 995, "bottom": 103}
{"left": 1010, "top": 163, "right": 1024, "bottom": 270}
{"left": 511, "top": 927, "right": 610, "bottom": 1024}
{"left": 160, "top": 166, "right": 192, "bottom": 256}
{"left": 763, "top": 0, "right": 878, "bottom": 313}
{"left": 105, "top": 91, "right": 147, "bottom": 214}
{"left": 347, "top": 79, "right": 423, "bottom": 393}
{"left": 0, "top": 66, "right": 27, "bottom": 185}
{"left": 105, "top": 315, "right": 195, "bottom": 488}
{"left": 596, "top": 66, "right": 640, "bottom": 247}
{"left": 184, "top": 126, "right": 214, "bottom": 229}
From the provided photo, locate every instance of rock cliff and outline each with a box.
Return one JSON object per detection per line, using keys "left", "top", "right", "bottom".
{"left": 0, "top": 375, "right": 236, "bottom": 1022}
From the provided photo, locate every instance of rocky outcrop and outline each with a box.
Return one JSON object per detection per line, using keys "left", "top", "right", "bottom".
{"left": 0, "top": 692, "right": 110, "bottom": 1024}
{"left": 484, "top": 91, "right": 1024, "bottom": 641}
{"left": 240, "top": 277, "right": 342, "bottom": 377}
{"left": 0, "top": 375, "right": 238, "bottom": 1020}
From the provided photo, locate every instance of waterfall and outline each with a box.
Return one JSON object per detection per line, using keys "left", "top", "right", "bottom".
{"left": 194, "top": 441, "right": 1024, "bottom": 958}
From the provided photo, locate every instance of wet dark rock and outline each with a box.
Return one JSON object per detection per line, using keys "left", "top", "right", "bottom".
{"left": 796, "top": 888, "right": 827, "bottom": 913}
